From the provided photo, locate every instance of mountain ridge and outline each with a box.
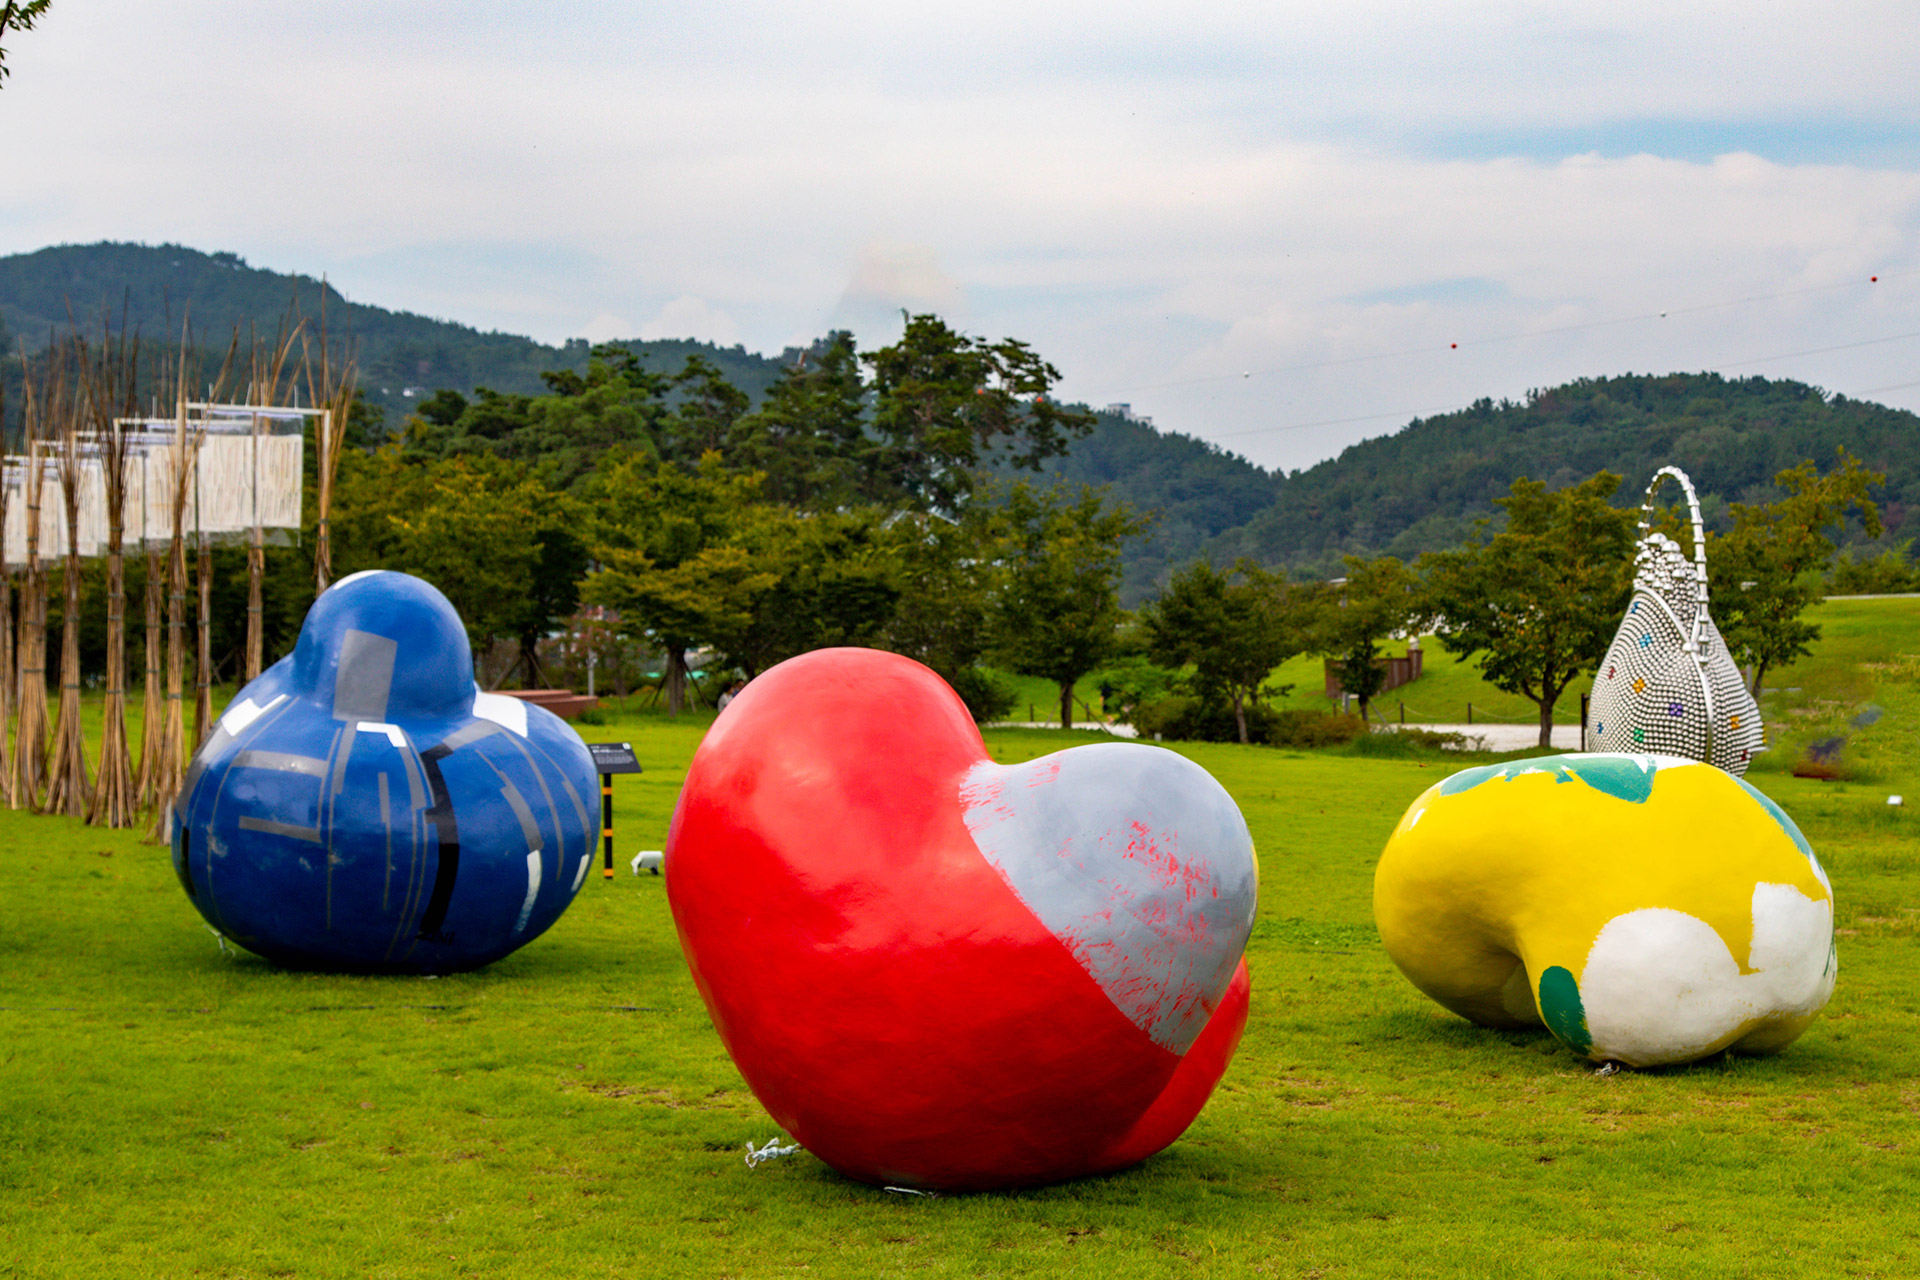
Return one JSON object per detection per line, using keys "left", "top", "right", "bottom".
{"left": 5, "top": 242, "right": 1914, "bottom": 604}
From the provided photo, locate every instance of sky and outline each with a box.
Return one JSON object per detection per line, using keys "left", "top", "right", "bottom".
{"left": 2, "top": 1, "right": 1918, "bottom": 473}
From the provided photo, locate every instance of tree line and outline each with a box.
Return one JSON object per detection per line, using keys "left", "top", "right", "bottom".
{"left": 19, "top": 313, "right": 1891, "bottom": 755}
{"left": 1140, "top": 451, "right": 1881, "bottom": 748}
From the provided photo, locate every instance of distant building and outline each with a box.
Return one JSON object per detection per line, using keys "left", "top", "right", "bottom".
{"left": 1103, "top": 402, "right": 1154, "bottom": 427}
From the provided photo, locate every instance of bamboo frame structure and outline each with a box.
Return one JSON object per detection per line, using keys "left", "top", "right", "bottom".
{"left": 0, "top": 320, "right": 316, "bottom": 833}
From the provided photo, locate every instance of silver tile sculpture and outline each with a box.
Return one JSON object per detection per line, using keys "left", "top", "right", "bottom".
{"left": 1586, "top": 466, "right": 1765, "bottom": 775}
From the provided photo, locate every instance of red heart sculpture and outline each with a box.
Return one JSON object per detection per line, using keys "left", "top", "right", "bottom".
{"left": 666, "top": 648, "right": 1257, "bottom": 1190}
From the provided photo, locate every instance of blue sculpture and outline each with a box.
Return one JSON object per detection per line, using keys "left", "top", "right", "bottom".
{"left": 172, "top": 571, "right": 600, "bottom": 972}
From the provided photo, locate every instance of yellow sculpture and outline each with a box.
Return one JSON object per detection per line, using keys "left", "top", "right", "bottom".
{"left": 1375, "top": 753, "right": 1835, "bottom": 1067}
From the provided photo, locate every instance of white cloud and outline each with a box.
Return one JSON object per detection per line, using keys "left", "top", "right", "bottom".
{"left": 578, "top": 313, "right": 635, "bottom": 344}
{"left": 638, "top": 297, "right": 738, "bottom": 347}
{"left": 0, "top": 2, "right": 1917, "bottom": 470}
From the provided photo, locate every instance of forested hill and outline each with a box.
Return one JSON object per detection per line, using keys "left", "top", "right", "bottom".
{"left": 1020, "top": 413, "right": 1280, "bottom": 597}
{"left": 1040, "top": 374, "right": 1920, "bottom": 599}
{"left": 1216, "top": 376, "right": 1918, "bottom": 576}
{"left": 0, "top": 242, "right": 787, "bottom": 421}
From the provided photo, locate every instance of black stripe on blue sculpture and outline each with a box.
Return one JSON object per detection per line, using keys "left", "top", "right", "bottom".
{"left": 171, "top": 570, "right": 600, "bottom": 973}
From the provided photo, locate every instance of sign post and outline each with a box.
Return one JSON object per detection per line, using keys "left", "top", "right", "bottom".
{"left": 585, "top": 742, "right": 643, "bottom": 879}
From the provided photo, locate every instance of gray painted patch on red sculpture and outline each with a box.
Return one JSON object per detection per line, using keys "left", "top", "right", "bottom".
{"left": 960, "top": 743, "right": 1258, "bottom": 1055}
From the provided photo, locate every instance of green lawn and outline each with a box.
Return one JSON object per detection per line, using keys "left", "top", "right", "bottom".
{"left": 1011, "top": 598, "right": 1920, "bottom": 734}
{"left": 4, "top": 601, "right": 1919, "bottom": 1277}
{"left": 1000, "top": 633, "right": 1603, "bottom": 730}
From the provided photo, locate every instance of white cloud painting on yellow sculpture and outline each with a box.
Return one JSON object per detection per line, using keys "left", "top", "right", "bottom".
{"left": 1374, "top": 753, "right": 1835, "bottom": 1068}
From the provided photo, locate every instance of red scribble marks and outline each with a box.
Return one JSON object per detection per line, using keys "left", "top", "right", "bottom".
{"left": 1023, "top": 759, "right": 1061, "bottom": 789}
{"left": 1122, "top": 820, "right": 1215, "bottom": 913}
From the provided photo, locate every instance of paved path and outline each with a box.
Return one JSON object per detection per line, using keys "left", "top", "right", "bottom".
{"left": 985, "top": 720, "right": 1141, "bottom": 738}
{"left": 984, "top": 720, "right": 1582, "bottom": 751}
{"left": 1391, "top": 723, "right": 1583, "bottom": 752}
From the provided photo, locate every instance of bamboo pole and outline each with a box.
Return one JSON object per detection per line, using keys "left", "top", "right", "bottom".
{"left": 0, "top": 385, "right": 13, "bottom": 809}
{"left": 44, "top": 337, "right": 93, "bottom": 819}
{"left": 246, "top": 409, "right": 264, "bottom": 682}
{"left": 13, "top": 362, "right": 50, "bottom": 811}
{"left": 87, "top": 320, "right": 139, "bottom": 827}
{"left": 302, "top": 288, "right": 352, "bottom": 595}
{"left": 243, "top": 323, "right": 298, "bottom": 681}
{"left": 136, "top": 543, "right": 162, "bottom": 808}
{"left": 144, "top": 336, "right": 205, "bottom": 840}
{"left": 193, "top": 529, "right": 212, "bottom": 748}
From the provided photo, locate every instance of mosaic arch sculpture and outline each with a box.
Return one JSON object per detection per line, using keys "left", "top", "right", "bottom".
{"left": 666, "top": 648, "right": 1259, "bottom": 1191}
{"left": 1587, "top": 465, "right": 1764, "bottom": 775}
{"left": 172, "top": 571, "right": 600, "bottom": 972}
{"left": 1374, "top": 753, "right": 1835, "bottom": 1067}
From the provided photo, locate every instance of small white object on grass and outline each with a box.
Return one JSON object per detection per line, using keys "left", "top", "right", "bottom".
{"left": 631, "top": 850, "right": 664, "bottom": 876}
{"left": 744, "top": 1137, "right": 799, "bottom": 1167}
{"left": 1889, "top": 795, "right": 1904, "bottom": 807}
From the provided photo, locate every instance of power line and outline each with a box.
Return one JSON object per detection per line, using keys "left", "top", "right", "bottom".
{"left": 1095, "top": 270, "right": 1901, "bottom": 400}
{"left": 1715, "top": 328, "right": 1920, "bottom": 370}
{"left": 1202, "top": 324, "right": 1920, "bottom": 443}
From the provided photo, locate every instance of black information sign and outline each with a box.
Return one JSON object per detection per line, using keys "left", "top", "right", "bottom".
{"left": 587, "top": 742, "right": 643, "bottom": 775}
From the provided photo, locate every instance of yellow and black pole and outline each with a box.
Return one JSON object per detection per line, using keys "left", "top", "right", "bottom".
{"left": 601, "top": 775, "right": 614, "bottom": 878}
{"left": 585, "top": 742, "right": 642, "bottom": 880}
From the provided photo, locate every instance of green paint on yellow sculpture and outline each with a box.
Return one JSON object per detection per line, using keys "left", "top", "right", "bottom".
{"left": 1438, "top": 754, "right": 1657, "bottom": 805}
{"left": 1537, "top": 965, "right": 1592, "bottom": 1055}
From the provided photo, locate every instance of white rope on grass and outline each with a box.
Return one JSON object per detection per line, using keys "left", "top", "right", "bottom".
{"left": 744, "top": 1137, "right": 800, "bottom": 1168}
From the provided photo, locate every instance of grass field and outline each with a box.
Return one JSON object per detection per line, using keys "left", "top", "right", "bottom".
{"left": 3, "top": 600, "right": 1919, "bottom": 1278}
{"left": 1000, "top": 633, "right": 1605, "bottom": 730}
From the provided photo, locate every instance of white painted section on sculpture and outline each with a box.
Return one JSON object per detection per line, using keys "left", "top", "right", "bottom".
{"left": 472, "top": 691, "right": 530, "bottom": 738}
{"left": 357, "top": 721, "right": 408, "bottom": 749}
{"left": 959, "top": 743, "right": 1257, "bottom": 1055}
{"left": 513, "top": 850, "right": 543, "bottom": 936}
{"left": 1579, "top": 882, "right": 1835, "bottom": 1066}
{"left": 219, "top": 692, "right": 286, "bottom": 736}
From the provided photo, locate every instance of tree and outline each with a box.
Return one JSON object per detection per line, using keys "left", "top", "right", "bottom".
{"left": 1314, "top": 556, "right": 1424, "bottom": 727}
{"left": 989, "top": 482, "right": 1147, "bottom": 729}
{"left": 865, "top": 315, "right": 1094, "bottom": 512}
{"left": 383, "top": 455, "right": 574, "bottom": 674}
{"left": 330, "top": 446, "right": 581, "bottom": 680}
{"left": 1421, "top": 473, "right": 1639, "bottom": 746}
{"left": 727, "top": 333, "right": 868, "bottom": 508}
{"left": 0, "top": 1, "right": 51, "bottom": 85}
{"left": 1143, "top": 559, "right": 1305, "bottom": 744}
{"left": 662, "top": 354, "right": 750, "bottom": 464}
{"left": 723, "top": 505, "right": 901, "bottom": 678}
{"left": 580, "top": 453, "right": 770, "bottom": 715}
{"left": 406, "top": 344, "right": 669, "bottom": 488}
{"left": 1708, "top": 448, "right": 1883, "bottom": 696}
{"left": 877, "top": 504, "right": 1012, "bottom": 720}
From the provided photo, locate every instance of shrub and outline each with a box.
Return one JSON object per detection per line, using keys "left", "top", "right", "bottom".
{"left": 1340, "top": 726, "right": 1469, "bottom": 757}
{"left": 1828, "top": 544, "right": 1920, "bottom": 595}
{"left": 1265, "top": 709, "right": 1366, "bottom": 748}
{"left": 1092, "top": 655, "right": 1182, "bottom": 725}
{"left": 947, "top": 667, "right": 1017, "bottom": 724}
{"left": 1132, "top": 694, "right": 1282, "bottom": 743}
